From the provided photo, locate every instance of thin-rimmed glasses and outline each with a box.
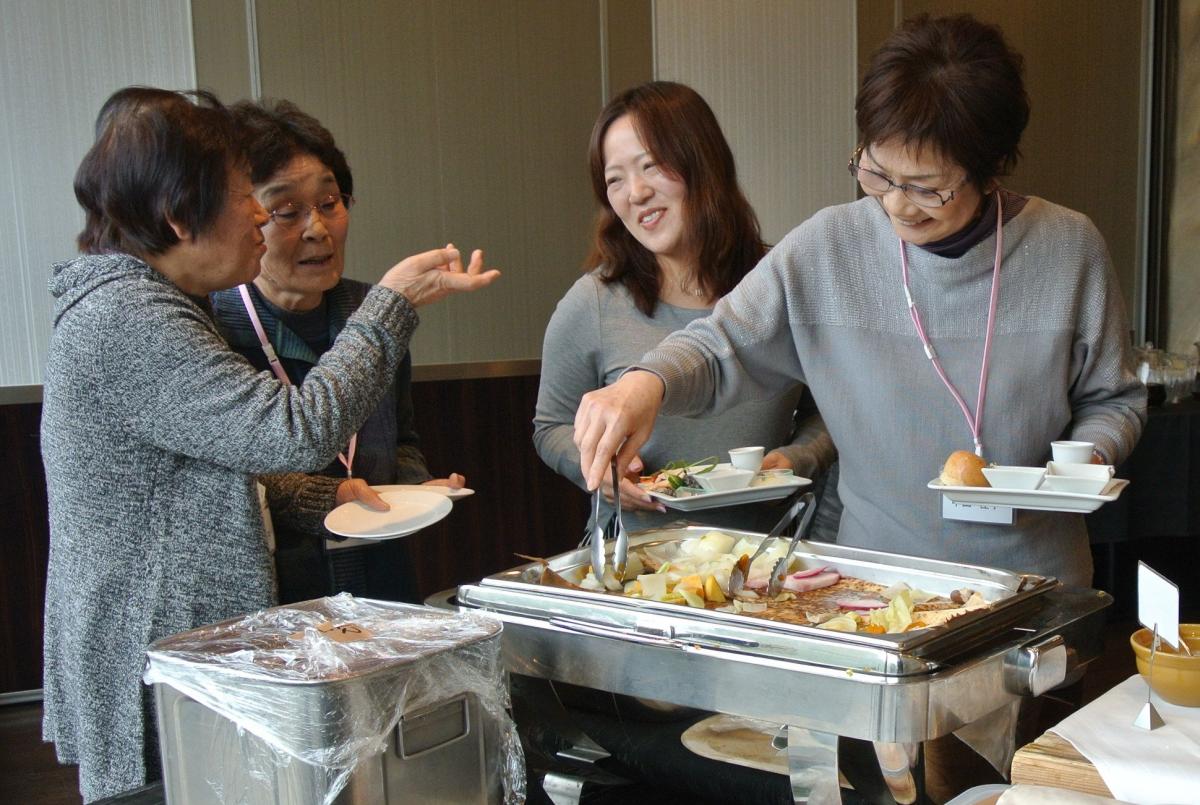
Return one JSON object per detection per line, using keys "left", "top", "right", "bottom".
{"left": 266, "top": 193, "right": 355, "bottom": 228}
{"left": 847, "top": 147, "right": 964, "bottom": 208}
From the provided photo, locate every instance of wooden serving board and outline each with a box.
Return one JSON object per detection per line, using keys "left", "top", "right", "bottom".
{"left": 1010, "top": 733, "right": 1114, "bottom": 798}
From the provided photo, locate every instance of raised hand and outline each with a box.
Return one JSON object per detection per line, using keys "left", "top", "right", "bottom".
{"left": 378, "top": 244, "right": 500, "bottom": 307}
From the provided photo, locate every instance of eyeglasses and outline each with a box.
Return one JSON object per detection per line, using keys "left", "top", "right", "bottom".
{"left": 847, "top": 147, "right": 963, "bottom": 208}
{"left": 266, "top": 193, "right": 355, "bottom": 228}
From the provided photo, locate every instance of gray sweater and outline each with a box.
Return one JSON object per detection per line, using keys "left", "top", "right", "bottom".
{"left": 534, "top": 271, "right": 835, "bottom": 535}
{"left": 640, "top": 197, "right": 1146, "bottom": 586}
{"left": 40, "top": 253, "right": 417, "bottom": 802}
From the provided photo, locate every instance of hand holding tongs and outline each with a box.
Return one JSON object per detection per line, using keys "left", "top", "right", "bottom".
{"left": 589, "top": 459, "right": 630, "bottom": 583}
{"left": 728, "top": 491, "right": 814, "bottom": 597}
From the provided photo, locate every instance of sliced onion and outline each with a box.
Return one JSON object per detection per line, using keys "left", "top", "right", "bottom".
{"left": 837, "top": 598, "right": 888, "bottom": 610}
{"left": 789, "top": 565, "right": 834, "bottom": 579}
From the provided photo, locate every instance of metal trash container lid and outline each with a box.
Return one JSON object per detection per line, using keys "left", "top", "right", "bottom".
{"left": 146, "top": 594, "right": 502, "bottom": 685}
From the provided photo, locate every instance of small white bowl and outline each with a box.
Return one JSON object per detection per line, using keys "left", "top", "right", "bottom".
{"left": 1039, "top": 474, "right": 1111, "bottom": 495}
{"left": 981, "top": 466, "right": 1046, "bottom": 490}
{"left": 1045, "top": 461, "right": 1114, "bottom": 481}
{"left": 1051, "top": 440, "right": 1095, "bottom": 464}
{"left": 695, "top": 467, "right": 755, "bottom": 492}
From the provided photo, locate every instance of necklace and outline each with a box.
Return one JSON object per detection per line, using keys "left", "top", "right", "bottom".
{"left": 898, "top": 192, "right": 1004, "bottom": 457}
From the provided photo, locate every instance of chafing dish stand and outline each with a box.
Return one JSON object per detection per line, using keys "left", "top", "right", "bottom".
{"left": 440, "top": 527, "right": 1112, "bottom": 804}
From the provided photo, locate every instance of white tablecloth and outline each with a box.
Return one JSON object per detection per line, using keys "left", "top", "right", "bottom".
{"left": 1049, "top": 675, "right": 1200, "bottom": 804}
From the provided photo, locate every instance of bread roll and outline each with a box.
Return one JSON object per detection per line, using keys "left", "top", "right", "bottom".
{"left": 939, "top": 450, "right": 989, "bottom": 487}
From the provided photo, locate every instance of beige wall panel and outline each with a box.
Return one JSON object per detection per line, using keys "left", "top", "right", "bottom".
{"left": 0, "top": 0, "right": 195, "bottom": 387}
{"left": 252, "top": 0, "right": 603, "bottom": 364}
{"left": 653, "top": 1, "right": 858, "bottom": 244}
{"left": 1167, "top": 2, "right": 1200, "bottom": 355}
{"left": 604, "top": 0, "right": 654, "bottom": 99}
{"left": 192, "top": 0, "right": 254, "bottom": 101}
{"left": 884, "top": 0, "right": 1145, "bottom": 326}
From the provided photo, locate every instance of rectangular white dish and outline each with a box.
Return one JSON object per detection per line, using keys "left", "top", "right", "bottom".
{"left": 927, "top": 477, "right": 1129, "bottom": 513}
{"left": 647, "top": 474, "right": 810, "bottom": 511}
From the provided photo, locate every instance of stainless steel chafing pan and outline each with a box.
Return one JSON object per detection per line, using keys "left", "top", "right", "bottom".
{"left": 441, "top": 525, "right": 1111, "bottom": 804}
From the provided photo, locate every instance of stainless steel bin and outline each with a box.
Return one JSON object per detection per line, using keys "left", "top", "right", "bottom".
{"left": 145, "top": 595, "right": 520, "bottom": 804}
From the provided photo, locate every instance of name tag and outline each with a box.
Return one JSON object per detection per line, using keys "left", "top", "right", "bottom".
{"left": 942, "top": 496, "right": 1014, "bottom": 524}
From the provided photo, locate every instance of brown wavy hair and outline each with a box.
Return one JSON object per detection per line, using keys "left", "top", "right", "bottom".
{"left": 585, "top": 81, "right": 766, "bottom": 316}
{"left": 856, "top": 14, "right": 1028, "bottom": 190}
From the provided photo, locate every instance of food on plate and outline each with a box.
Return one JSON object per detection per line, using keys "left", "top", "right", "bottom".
{"left": 637, "top": 457, "right": 718, "bottom": 496}
{"left": 570, "top": 530, "right": 991, "bottom": 634}
{"left": 939, "top": 450, "right": 990, "bottom": 487}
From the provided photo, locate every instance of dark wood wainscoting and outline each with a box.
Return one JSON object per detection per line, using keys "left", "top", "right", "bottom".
{"left": 0, "top": 403, "right": 50, "bottom": 693}
{"left": 405, "top": 374, "right": 590, "bottom": 597}
{"left": 0, "top": 374, "right": 588, "bottom": 696}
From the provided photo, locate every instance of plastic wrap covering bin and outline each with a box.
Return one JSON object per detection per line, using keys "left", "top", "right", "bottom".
{"left": 143, "top": 594, "right": 525, "bottom": 804}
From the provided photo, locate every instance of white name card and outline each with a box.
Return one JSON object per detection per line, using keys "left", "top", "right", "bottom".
{"left": 942, "top": 496, "right": 1015, "bottom": 524}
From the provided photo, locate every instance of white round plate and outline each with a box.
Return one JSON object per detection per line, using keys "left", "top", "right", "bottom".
{"left": 372, "top": 484, "right": 475, "bottom": 500}
{"left": 324, "top": 490, "right": 452, "bottom": 539}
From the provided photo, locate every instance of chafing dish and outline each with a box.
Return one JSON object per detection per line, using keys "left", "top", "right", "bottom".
{"left": 439, "top": 526, "right": 1111, "bottom": 804}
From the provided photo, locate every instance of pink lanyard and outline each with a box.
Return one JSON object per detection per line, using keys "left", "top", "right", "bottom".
{"left": 898, "top": 192, "right": 1004, "bottom": 457}
{"left": 237, "top": 284, "right": 357, "bottom": 477}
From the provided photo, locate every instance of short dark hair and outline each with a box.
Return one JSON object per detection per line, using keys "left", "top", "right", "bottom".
{"left": 229, "top": 99, "right": 353, "bottom": 196}
{"left": 855, "top": 14, "right": 1029, "bottom": 188}
{"left": 74, "top": 86, "right": 241, "bottom": 256}
{"left": 585, "top": 81, "right": 766, "bottom": 316}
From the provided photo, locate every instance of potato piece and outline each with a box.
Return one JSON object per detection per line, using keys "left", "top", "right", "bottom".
{"left": 704, "top": 575, "right": 727, "bottom": 603}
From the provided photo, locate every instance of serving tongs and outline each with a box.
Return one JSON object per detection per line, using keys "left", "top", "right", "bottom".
{"left": 588, "top": 460, "right": 631, "bottom": 583}
{"left": 767, "top": 491, "right": 819, "bottom": 597}
{"left": 728, "top": 491, "right": 814, "bottom": 597}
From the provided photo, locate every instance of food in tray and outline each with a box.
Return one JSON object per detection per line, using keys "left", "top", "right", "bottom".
{"left": 570, "top": 531, "right": 989, "bottom": 634}
{"left": 939, "top": 450, "right": 989, "bottom": 487}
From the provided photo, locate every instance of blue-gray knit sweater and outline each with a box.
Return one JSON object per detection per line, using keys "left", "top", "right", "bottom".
{"left": 40, "top": 253, "right": 416, "bottom": 801}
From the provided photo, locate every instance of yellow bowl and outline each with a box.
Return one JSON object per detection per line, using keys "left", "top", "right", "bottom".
{"left": 1130, "top": 624, "right": 1200, "bottom": 707}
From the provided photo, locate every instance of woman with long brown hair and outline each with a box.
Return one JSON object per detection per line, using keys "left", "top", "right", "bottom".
{"left": 534, "top": 81, "right": 834, "bottom": 535}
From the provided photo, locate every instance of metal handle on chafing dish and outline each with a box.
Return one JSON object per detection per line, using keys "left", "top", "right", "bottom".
{"left": 548, "top": 617, "right": 761, "bottom": 651}
{"left": 1002, "top": 633, "right": 1068, "bottom": 696}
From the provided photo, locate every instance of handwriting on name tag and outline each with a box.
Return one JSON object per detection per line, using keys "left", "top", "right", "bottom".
{"left": 942, "top": 497, "right": 1014, "bottom": 524}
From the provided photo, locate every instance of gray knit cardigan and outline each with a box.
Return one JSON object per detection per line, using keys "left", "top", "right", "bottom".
{"left": 40, "top": 253, "right": 417, "bottom": 802}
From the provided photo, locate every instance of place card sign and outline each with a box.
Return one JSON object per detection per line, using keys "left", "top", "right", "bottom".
{"left": 1137, "top": 562, "right": 1182, "bottom": 650}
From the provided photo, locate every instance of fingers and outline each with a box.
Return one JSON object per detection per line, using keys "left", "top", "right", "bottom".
{"left": 443, "top": 244, "right": 486, "bottom": 275}
{"left": 444, "top": 243, "right": 464, "bottom": 273}
{"left": 761, "top": 451, "right": 793, "bottom": 471}
{"left": 336, "top": 479, "right": 390, "bottom": 510}
{"left": 423, "top": 473, "right": 466, "bottom": 488}
{"left": 627, "top": 454, "right": 644, "bottom": 476}
{"left": 619, "top": 477, "right": 664, "bottom": 512}
{"left": 440, "top": 267, "right": 501, "bottom": 292}
{"left": 466, "top": 248, "right": 485, "bottom": 275}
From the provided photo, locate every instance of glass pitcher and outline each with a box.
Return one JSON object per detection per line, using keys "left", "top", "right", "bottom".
{"left": 1135, "top": 343, "right": 1166, "bottom": 406}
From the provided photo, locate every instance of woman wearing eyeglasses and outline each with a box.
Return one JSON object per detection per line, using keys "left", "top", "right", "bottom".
{"left": 210, "top": 99, "right": 464, "bottom": 603}
{"left": 572, "top": 14, "right": 1145, "bottom": 592}
{"left": 42, "top": 87, "right": 497, "bottom": 802}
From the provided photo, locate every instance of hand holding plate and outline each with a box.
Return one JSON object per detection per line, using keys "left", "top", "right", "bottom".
{"left": 336, "top": 478, "right": 390, "bottom": 511}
